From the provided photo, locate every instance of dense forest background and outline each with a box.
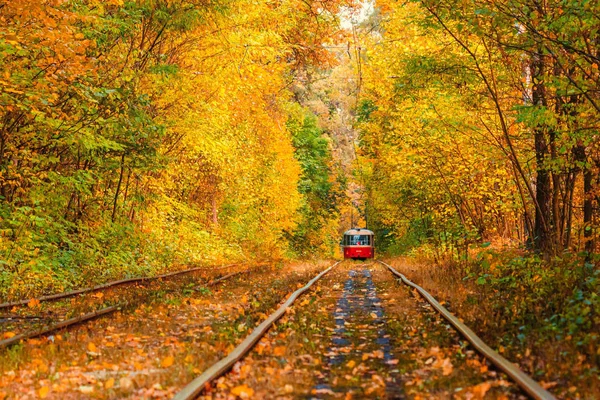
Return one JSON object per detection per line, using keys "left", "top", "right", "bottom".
{"left": 359, "top": 0, "right": 600, "bottom": 259}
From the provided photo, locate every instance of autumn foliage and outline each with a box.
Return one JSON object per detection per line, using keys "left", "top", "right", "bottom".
{"left": 0, "top": 0, "right": 351, "bottom": 298}
{"left": 359, "top": 0, "right": 600, "bottom": 256}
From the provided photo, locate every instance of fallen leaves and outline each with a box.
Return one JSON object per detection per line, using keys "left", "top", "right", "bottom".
{"left": 433, "top": 357, "right": 454, "bottom": 376}
{"left": 38, "top": 386, "right": 50, "bottom": 398}
{"left": 27, "top": 298, "right": 41, "bottom": 309}
{"left": 283, "top": 384, "right": 294, "bottom": 393}
{"left": 454, "top": 380, "right": 512, "bottom": 399}
{"left": 78, "top": 385, "right": 94, "bottom": 394}
{"left": 119, "top": 377, "right": 133, "bottom": 391}
{"left": 161, "top": 356, "right": 175, "bottom": 368}
{"left": 231, "top": 384, "right": 254, "bottom": 398}
{"left": 273, "top": 346, "right": 286, "bottom": 356}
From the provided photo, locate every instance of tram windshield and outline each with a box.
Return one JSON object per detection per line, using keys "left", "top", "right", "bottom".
{"left": 344, "top": 235, "right": 371, "bottom": 246}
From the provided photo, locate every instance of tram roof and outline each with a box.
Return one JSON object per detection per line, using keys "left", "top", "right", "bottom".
{"left": 343, "top": 228, "right": 374, "bottom": 236}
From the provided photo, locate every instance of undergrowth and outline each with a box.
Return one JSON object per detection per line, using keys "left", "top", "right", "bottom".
{"left": 0, "top": 220, "right": 245, "bottom": 301}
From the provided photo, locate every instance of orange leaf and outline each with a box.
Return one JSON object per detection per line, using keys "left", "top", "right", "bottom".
{"left": 161, "top": 356, "right": 175, "bottom": 368}
{"left": 87, "top": 342, "right": 97, "bottom": 352}
{"left": 38, "top": 387, "right": 50, "bottom": 398}
{"left": 231, "top": 384, "right": 254, "bottom": 398}
{"left": 3, "top": 332, "right": 16, "bottom": 339}
{"left": 273, "top": 346, "right": 286, "bottom": 356}
{"left": 105, "top": 378, "right": 115, "bottom": 389}
{"left": 28, "top": 298, "right": 41, "bottom": 308}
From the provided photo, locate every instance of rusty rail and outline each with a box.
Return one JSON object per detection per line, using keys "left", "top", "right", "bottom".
{"left": 0, "top": 305, "right": 120, "bottom": 349}
{"left": 0, "top": 266, "right": 250, "bottom": 350}
{"left": 0, "top": 263, "right": 242, "bottom": 310}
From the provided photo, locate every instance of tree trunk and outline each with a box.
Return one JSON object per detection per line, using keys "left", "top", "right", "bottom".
{"left": 112, "top": 154, "right": 126, "bottom": 222}
{"left": 531, "top": 50, "right": 553, "bottom": 253}
{"left": 583, "top": 167, "right": 594, "bottom": 254}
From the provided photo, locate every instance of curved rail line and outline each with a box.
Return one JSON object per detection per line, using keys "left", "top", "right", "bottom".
{"left": 379, "top": 261, "right": 555, "bottom": 400}
{"left": 0, "top": 267, "right": 250, "bottom": 350}
{"left": 173, "top": 261, "right": 340, "bottom": 400}
{"left": 0, "top": 263, "right": 243, "bottom": 310}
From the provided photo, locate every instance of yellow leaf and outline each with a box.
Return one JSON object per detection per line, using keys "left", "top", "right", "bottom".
{"left": 231, "top": 384, "right": 254, "bottom": 398}
{"left": 346, "top": 360, "right": 356, "bottom": 368}
{"left": 161, "top": 356, "right": 175, "bottom": 368}
{"left": 105, "top": 378, "right": 115, "bottom": 389}
{"left": 38, "top": 386, "right": 50, "bottom": 398}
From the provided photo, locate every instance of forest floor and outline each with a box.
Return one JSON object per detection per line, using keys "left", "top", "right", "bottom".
{"left": 0, "top": 260, "right": 535, "bottom": 399}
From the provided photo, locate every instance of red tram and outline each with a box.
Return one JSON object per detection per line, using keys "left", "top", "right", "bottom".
{"left": 342, "top": 228, "right": 375, "bottom": 260}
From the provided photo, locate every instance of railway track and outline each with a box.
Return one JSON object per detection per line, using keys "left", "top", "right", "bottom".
{"left": 0, "top": 261, "right": 332, "bottom": 399}
{"left": 0, "top": 260, "right": 558, "bottom": 399}
{"left": 174, "top": 260, "right": 556, "bottom": 400}
{"left": 0, "top": 263, "right": 243, "bottom": 310}
{"left": 0, "top": 264, "right": 248, "bottom": 349}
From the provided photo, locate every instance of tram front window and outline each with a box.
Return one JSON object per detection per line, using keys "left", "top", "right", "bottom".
{"left": 346, "top": 235, "right": 371, "bottom": 246}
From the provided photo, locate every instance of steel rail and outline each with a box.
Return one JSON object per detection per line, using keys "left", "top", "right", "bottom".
{"left": 0, "top": 263, "right": 242, "bottom": 310}
{"left": 173, "top": 261, "right": 340, "bottom": 400}
{"left": 0, "top": 305, "right": 120, "bottom": 349}
{"left": 0, "top": 267, "right": 250, "bottom": 350}
{"left": 206, "top": 269, "right": 247, "bottom": 287}
{"left": 379, "top": 261, "right": 555, "bottom": 400}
